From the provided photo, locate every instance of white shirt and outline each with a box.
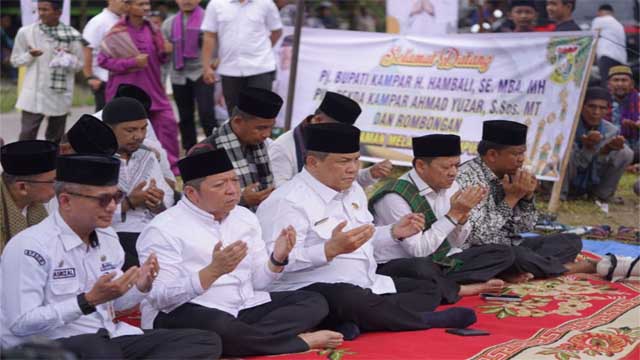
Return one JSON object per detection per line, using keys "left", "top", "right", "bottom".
{"left": 82, "top": 8, "right": 121, "bottom": 82}
{"left": 269, "top": 128, "right": 378, "bottom": 188}
{"left": 137, "top": 199, "right": 278, "bottom": 328}
{"left": 201, "top": 0, "right": 282, "bottom": 77}
{"left": 11, "top": 23, "right": 84, "bottom": 116}
{"left": 1, "top": 211, "right": 145, "bottom": 348}
{"left": 112, "top": 149, "right": 174, "bottom": 233}
{"left": 591, "top": 15, "right": 627, "bottom": 64}
{"left": 372, "top": 169, "right": 470, "bottom": 264}
{"left": 93, "top": 110, "right": 175, "bottom": 182}
{"left": 256, "top": 169, "right": 397, "bottom": 295}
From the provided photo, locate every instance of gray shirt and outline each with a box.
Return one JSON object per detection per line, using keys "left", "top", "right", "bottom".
{"left": 162, "top": 13, "right": 204, "bottom": 85}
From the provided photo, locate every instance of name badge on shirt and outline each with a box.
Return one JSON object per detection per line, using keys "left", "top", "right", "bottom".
{"left": 100, "top": 262, "right": 117, "bottom": 272}
{"left": 53, "top": 268, "right": 76, "bottom": 279}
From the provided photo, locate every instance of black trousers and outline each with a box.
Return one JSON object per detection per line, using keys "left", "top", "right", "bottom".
{"left": 220, "top": 71, "right": 276, "bottom": 115}
{"left": 92, "top": 81, "right": 106, "bottom": 112}
{"left": 508, "top": 233, "right": 582, "bottom": 278}
{"left": 153, "top": 291, "right": 327, "bottom": 357}
{"left": 117, "top": 232, "right": 140, "bottom": 271}
{"left": 172, "top": 77, "right": 216, "bottom": 151}
{"left": 56, "top": 328, "right": 221, "bottom": 359}
{"left": 598, "top": 55, "right": 620, "bottom": 87}
{"left": 20, "top": 111, "right": 67, "bottom": 144}
{"left": 301, "top": 278, "right": 444, "bottom": 333}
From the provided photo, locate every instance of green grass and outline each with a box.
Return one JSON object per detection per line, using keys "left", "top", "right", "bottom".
{"left": 0, "top": 81, "right": 95, "bottom": 113}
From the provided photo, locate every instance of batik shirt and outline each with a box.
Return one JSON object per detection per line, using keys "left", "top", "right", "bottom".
{"left": 456, "top": 157, "right": 537, "bottom": 248}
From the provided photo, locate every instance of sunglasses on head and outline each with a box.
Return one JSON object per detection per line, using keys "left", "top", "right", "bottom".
{"left": 66, "top": 190, "right": 125, "bottom": 207}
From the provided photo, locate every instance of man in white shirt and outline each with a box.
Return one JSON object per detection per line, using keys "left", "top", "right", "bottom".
{"left": 1, "top": 140, "right": 58, "bottom": 253}
{"left": 0, "top": 154, "right": 221, "bottom": 358}
{"left": 591, "top": 4, "right": 627, "bottom": 87}
{"left": 82, "top": 0, "right": 128, "bottom": 111}
{"left": 257, "top": 123, "right": 477, "bottom": 341}
{"left": 137, "top": 148, "right": 343, "bottom": 357}
{"left": 370, "top": 134, "right": 513, "bottom": 294}
{"left": 10, "top": 0, "right": 84, "bottom": 144}
{"left": 102, "top": 97, "right": 174, "bottom": 270}
{"left": 269, "top": 91, "right": 393, "bottom": 188}
{"left": 200, "top": 0, "right": 283, "bottom": 114}
{"left": 93, "top": 84, "right": 176, "bottom": 188}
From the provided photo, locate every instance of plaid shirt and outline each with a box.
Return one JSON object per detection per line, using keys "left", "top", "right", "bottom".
{"left": 203, "top": 122, "right": 273, "bottom": 210}
{"left": 456, "top": 157, "right": 537, "bottom": 247}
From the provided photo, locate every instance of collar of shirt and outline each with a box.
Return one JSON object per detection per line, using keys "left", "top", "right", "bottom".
{"left": 53, "top": 210, "right": 88, "bottom": 252}
{"left": 299, "top": 168, "right": 356, "bottom": 205}
{"left": 179, "top": 195, "right": 229, "bottom": 228}
{"left": 407, "top": 168, "right": 438, "bottom": 197}
{"left": 475, "top": 157, "right": 500, "bottom": 184}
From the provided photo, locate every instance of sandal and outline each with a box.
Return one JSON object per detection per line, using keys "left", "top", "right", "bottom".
{"left": 615, "top": 226, "right": 640, "bottom": 244}
{"left": 585, "top": 225, "right": 612, "bottom": 240}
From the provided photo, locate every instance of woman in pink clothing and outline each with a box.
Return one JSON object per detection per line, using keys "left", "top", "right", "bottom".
{"left": 98, "top": 0, "right": 179, "bottom": 174}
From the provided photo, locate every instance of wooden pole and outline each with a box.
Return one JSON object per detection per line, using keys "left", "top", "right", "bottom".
{"left": 547, "top": 31, "right": 600, "bottom": 213}
{"left": 284, "top": 0, "right": 304, "bottom": 131}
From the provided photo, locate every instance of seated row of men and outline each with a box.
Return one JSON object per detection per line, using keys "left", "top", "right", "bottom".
{"left": 0, "top": 84, "right": 624, "bottom": 358}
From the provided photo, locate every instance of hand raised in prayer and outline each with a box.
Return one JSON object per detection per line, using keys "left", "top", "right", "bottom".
{"left": 324, "top": 221, "right": 375, "bottom": 261}
{"left": 135, "top": 54, "right": 148, "bottom": 68}
{"left": 392, "top": 213, "right": 425, "bottom": 239}
{"left": 85, "top": 266, "right": 140, "bottom": 306}
{"left": 127, "top": 180, "right": 149, "bottom": 209}
{"left": 448, "top": 185, "right": 487, "bottom": 223}
{"left": 208, "top": 240, "right": 248, "bottom": 279}
{"left": 603, "top": 135, "right": 625, "bottom": 153}
{"left": 136, "top": 253, "right": 159, "bottom": 293}
{"left": 242, "top": 183, "right": 274, "bottom": 207}
{"left": 581, "top": 130, "right": 602, "bottom": 150}
{"left": 369, "top": 159, "right": 393, "bottom": 180}
{"left": 144, "top": 179, "right": 165, "bottom": 213}
{"left": 502, "top": 169, "right": 533, "bottom": 207}
{"left": 270, "top": 226, "right": 296, "bottom": 271}
{"left": 622, "top": 118, "right": 639, "bottom": 129}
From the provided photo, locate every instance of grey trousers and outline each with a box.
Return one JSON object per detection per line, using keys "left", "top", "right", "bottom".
{"left": 19, "top": 110, "right": 67, "bottom": 144}
{"left": 564, "top": 145, "right": 634, "bottom": 200}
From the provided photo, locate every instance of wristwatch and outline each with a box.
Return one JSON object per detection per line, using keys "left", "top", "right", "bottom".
{"left": 270, "top": 252, "right": 289, "bottom": 267}
{"left": 77, "top": 293, "right": 97, "bottom": 315}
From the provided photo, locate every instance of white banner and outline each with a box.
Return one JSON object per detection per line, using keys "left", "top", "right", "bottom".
{"left": 386, "top": 0, "right": 458, "bottom": 35}
{"left": 275, "top": 28, "right": 596, "bottom": 182}
{"left": 21, "top": 0, "right": 71, "bottom": 26}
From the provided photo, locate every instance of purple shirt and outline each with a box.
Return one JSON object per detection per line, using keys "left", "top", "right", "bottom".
{"left": 98, "top": 19, "right": 171, "bottom": 111}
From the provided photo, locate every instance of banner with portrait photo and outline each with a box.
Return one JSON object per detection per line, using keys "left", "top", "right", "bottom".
{"left": 275, "top": 28, "right": 596, "bottom": 182}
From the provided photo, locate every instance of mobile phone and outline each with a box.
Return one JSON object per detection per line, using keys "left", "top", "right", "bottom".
{"left": 446, "top": 328, "right": 490, "bottom": 336}
{"left": 480, "top": 293, "right": 522, "bottom": 302}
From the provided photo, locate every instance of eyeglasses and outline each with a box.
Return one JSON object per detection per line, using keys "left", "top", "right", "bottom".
{"left": 66, "top": 190, "right": 125, "bottom": 207}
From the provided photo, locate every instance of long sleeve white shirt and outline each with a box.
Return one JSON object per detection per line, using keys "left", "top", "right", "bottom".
{"left": 137, "top": 199, "right": 279, "bottom": 329}
{"left": 256, "top": 169, "right": 396, "bottom": 295}
{"left": 372, "top": 169, "right": 470, "bottom": 264}
{"left": 11, "top": 23, "right": 84, "bottom": 116}
{"left": 111, "top": 148, "right": 174, "bottom": 233}
{"left": 591, "top": 15, "right": 627, "bottom": 64}
{"left": 268, "top": 129, "right": 379, "bottom": 188}
{"left": 1, "top": 211, "right": 145, "bottom": 348}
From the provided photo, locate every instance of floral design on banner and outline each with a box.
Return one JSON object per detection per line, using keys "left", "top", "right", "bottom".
{"left": 479, "top": 277, "right": 623, "bottom": 319}
{"left": 536, "top": 327, "right": 640, "bottom": 360}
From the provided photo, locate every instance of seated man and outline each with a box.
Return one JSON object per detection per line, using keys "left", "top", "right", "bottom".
{"left": 103, "top": 97, "right": 175, "bottom": 270}
{"left": 565, "top": 87, "right": 634, "bottom": 203}
{"left": 257, "top": 123, "right": 477, "bottom": 341}
{"left": 269, "top": 91, "right": 392, "bottom": 188}
{"left": 606, "top": 65, "right": 639, "bottom": 163}
{"left": 137, "top": 148, "right": 342, "bottom": 357}
{"left": 1, "top": 154, "right": 221, "bottom": 359}
{"left": 1, "top": 140, "right": 57, "bottom": 253}
{"left": 457, "top": 120, "right": 593, "bottom": 280}
{"left": 370, "top": 134, "right": 511, "bottom": 293}
{"left": 201, "top": 87, "right": 283, "bottom": 210}
{"left": 94, "top": 83, "right": 176, "bottom": 184}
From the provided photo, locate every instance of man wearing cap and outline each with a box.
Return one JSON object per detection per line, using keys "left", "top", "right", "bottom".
{"left": 504, "top": 0, "right": 537, "bottom": 32}
{"left": 457, "top": 120, "right": 592, "bottom": 281}
{"left": 369, "top": 134, "right": 512, "bottom": 292}
{"left": 606, "top": 65, "right": 639, "bottom": 163}
{"left": 137, "top": 148, "right": 343, "bottom": 357}
{"left": 201, "top": 87, "right": 283, "bottom": 210}
{"left": 0, "top": 154, "right": 222, "bottom": 358}
{"left": 565, "top": 87, "right": 634, "bottom": 203}
{"left": 0, "top": 140, "right": 58, "bottom": 253}
{"left": 95, "top": 84, "right": 177, "bottom": 183}
{"left": 258, "top": 123, "right": 477, "bottom": 341}
{"left": 269, "top": 91, "right": 393, "bottom": 188}
{"left": 10, "top": 0, "right": 84, "bottom": 144}
{"left": 103, "top": 97, "right": 175, "bottom": 270}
